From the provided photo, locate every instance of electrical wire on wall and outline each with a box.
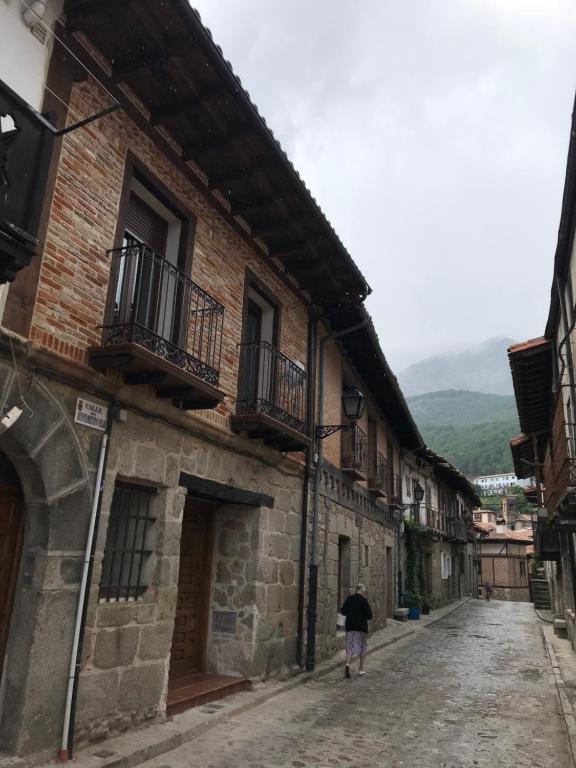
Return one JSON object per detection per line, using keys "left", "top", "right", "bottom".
{"left": 16, "top": 0, "right": 120, "bottom": 135}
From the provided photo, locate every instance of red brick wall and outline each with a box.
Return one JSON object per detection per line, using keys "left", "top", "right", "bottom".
{"left": 29, "top": 81, "right": 309, "bottom": 422}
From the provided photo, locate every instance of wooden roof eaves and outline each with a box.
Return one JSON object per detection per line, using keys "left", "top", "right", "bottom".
{"left": 59, "top": 20, "right": 317, "bottom": 312}
{"left": 63, "top": 0, "right": 371, "bottom": 306}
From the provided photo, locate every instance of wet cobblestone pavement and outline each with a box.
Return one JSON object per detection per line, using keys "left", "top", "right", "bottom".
{"left": 147, "top": 601, "right": 571, "bottom": 768}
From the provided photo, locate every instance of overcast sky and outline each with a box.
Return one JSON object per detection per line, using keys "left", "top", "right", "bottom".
{"left": 193, "top": 0, "right": 576, "bottom": 371}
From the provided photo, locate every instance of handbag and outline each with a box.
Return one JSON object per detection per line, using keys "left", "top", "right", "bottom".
{"left": 336, "top": 612, "right": 346, "bottom": 628}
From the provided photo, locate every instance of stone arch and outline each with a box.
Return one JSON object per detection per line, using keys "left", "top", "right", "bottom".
{"left": 0, "top": 361, "right": 92, "bottom": 757}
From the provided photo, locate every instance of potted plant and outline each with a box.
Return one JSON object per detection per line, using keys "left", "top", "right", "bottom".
{"left": 421, "top": 600, "right": 431, "bottom": 616}
{"left": 406, "top": 592, "right": 422, "bottom": 620}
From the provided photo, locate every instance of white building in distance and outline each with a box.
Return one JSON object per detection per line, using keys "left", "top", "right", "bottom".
{"left": 473, "top": 472, "right": 531, "bottom": 495}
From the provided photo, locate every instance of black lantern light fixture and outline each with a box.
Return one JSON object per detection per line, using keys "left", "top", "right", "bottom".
{"left": 414, "top": 482, "right": 425, "bottom": 504}
{"left": 315, "top": 386, "right": 366, "bottom": 440}
{"left": 341, "top": 385, "right": 366, "bottom": 421}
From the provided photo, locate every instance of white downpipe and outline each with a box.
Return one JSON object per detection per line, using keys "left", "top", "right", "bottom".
{"left": 59, "top": 431, "right": 108, "bottom": 762}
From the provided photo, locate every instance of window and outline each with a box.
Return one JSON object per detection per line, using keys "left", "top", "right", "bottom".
{"left": 441, "top": 552, "right": 451, "bottom": 580}
{"left": 364, "top": 544, "right": 370, "bottom": 567}
{"left": 520, "top": 561, "right": 526, "bottom": 578}
{"left": 99, "top": 482, "right": 157, "bottom": 601}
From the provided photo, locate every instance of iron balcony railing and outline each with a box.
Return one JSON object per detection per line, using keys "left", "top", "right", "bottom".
{"left": 342, "top": 423, "right": 368, "bottom": 477}
{"left": 102, "top": 244, "right": 224, "bottom": 387}
{"left": 447, "top": 517, "right": 468, "bottom": 543}
{"left": 534, "top": 519, "right": 561, "bottom": 561}
{"left": 236, "top": 341, "right": 308, "bottom": 435}
{"left": 368, "top": 452, "right": 389, "bottom": 494}
{"left": 543, "top": 394, "right": 576, "bottom": 512}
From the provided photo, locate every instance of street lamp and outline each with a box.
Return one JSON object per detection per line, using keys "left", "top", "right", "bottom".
{"left": 315, "top": 386, "right": 366, "bottom": 440}
{"left": 413, "top": 481, "right": 424, "bottom": 522}
{"left": 414, "top": 482, "right": 424, "bottom": 504}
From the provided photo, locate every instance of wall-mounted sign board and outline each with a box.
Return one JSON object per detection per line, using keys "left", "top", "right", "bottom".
{"left": 74, "top": 398, "right": 108, "bottom": 431}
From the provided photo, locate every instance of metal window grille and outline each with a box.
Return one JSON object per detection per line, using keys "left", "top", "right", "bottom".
{"left": 99, "top": 482, "right": 157, "bottom": 601}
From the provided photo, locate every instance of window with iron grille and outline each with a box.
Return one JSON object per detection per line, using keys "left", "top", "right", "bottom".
{"left": 99, "top": 482, "right": 157, "bottom": 601}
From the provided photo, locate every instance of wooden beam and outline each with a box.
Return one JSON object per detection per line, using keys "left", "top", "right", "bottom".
{"left": 150, "top": 86, "right": 227, "bottom": 126}
{"left": 270, "top": 245, "right": 308, "bottom": 261}
{"left": 67, "top": 0, "right": 131, "bottom": 29}
{"left": 112, "top": 37, "right": 196, "bottom": 80}
{"left": 208, "top": 161, "right": 275, "bottom": 191}
{"left": 231, "top": 194, "right": 278, "bottom": 217}
{"left": 182, "top": 126, "right": 253, "bottom": 161}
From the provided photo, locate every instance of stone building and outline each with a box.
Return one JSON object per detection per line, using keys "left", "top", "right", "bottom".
{"left": 0, "top": 1, "right": 427, "bottom": 761}
{"left": 400, "top": 448, "right": 478, "bottom": 609}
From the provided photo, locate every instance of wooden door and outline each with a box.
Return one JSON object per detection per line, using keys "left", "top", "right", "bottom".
{"left": 0, "top": 484, "right": 23, "bottom": 668}
{"left": 170, "top": 498, "right": 214, "bottom": 681}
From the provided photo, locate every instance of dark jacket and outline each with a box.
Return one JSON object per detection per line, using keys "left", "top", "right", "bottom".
{"left": 341, "top": 593, "right": 373, "bottom": 633}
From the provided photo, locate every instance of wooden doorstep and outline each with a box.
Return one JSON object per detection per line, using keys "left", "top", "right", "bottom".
{"left": 167, "top": 673, "right": 251, "bottom": 716}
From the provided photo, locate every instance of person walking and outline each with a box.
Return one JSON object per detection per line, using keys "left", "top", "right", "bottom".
{"left": 340, "top": 583, "right": 373, "bottom": 678}
{"left": 484, "top": 581, "right": 493, "bottom": 601}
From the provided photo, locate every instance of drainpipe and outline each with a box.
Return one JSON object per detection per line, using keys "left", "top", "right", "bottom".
{"left": 305, "top": 315, "right": 368, "bottom": 672}
{"left": 297, "top": 309, "right": 317, "bottom": 668}
{"left": 59, "top": 405, "right": 114, "bottom": 762}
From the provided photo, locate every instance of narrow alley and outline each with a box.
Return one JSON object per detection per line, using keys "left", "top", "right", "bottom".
{"left": 139, "top": 602, "right": 570, "bottom": 768}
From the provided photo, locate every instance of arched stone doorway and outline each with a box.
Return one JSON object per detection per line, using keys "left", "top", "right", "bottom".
{"left": 0, "top": 451, "right": 23, "bottom": 676}
{"left": 0, "top": 365, "right": 92, "bottom": 757}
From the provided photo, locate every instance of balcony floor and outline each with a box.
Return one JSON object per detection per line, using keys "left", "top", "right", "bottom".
{"left": 230, "top": 412, "right": 310, "bottom": 452}
{"left": 89, "top": 341, "right": 224, "bottom": 410}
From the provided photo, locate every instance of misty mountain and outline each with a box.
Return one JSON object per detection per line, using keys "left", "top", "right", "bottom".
{"left": 407, "top": 390, "right": 518, "bottom": 427}
{"left": 398, "top": 337, "right": 516, "bottom": 397}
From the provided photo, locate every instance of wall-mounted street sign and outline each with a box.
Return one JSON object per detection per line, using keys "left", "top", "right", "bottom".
{"left": 74, "top": 398, "right": 108, "bottom": 431}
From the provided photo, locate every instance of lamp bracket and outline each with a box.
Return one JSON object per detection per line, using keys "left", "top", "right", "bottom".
{"left": 315, "top": 424, "right": 353, "bottom": 440}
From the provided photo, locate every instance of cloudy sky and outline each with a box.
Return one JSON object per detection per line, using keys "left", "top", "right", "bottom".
{"left": 193, "top": 0, "right": 576, "bottom": 371}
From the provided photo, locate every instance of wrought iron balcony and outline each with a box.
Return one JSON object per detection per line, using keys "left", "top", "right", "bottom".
{"left": 543, "top": 395, "right": 576, "bottom": 513}
{"left": 534, "top": 519, "right": 560, "bottom": 561}
{"left": 368, "top": 452, "right": 388, "bottom": 496}
{"left": 89, "top": 244, "right": 225, "bottom": 409}
{"left": 447, "top": 517, "right": 468, "bottom": 543}
{"left": 0, "top": 80, "right": 54, "bottom": 282}
{"left": 341, "top": 423, "right": 368, "bottom": 480}
{"left": 231, "top": 341, "right": 309, "bottom": 451}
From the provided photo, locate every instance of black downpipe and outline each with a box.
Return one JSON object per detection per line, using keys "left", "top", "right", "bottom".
{"left": 67, "top": 405, "right": 115, "bottom": 759}
{"left": 297, "top": 310, "right": 317, "bottom": 668}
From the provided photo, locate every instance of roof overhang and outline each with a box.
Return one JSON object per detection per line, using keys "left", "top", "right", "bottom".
{"left": 510, "top": 434, "right": 535, "bottom": 480}
{"left": 417, "top": 447, "right": 481, "bottom": 506}
{"left": 328, "top": 303, "right": 423, "bottom": 450}
{"left": 508, "top": 337, "right": 552, "bottom": 435}
{"left": 63, "top": 0, "right": 370, "bottom": 307}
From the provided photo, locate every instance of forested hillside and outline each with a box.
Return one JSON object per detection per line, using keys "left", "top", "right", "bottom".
{"left": 418, "top": 419, "right": 519, "bottom": 477}
{"left": 407, "top": 390, "right": 520, "bottom": 477}
{"left": 407, "top": 390, "right": 516, "bottom": 426}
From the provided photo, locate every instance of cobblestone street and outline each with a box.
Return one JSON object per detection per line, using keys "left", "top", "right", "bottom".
{"left": 142, "top": 601, "right": 571, "bottom": 768}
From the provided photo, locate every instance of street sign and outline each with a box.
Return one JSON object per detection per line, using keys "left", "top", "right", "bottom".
{"left": 74, "top": 398, "right": 108, "bottom": 431}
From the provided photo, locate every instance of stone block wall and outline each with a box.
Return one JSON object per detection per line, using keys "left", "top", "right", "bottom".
{"left": 75, "top": 395, "right": 307, "bottom": 745}
{"left": 311, "top": 465, "right": 398, "bottom": 663}
{"left": 207, "top": 502, "right": 301, "bottom": 679}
